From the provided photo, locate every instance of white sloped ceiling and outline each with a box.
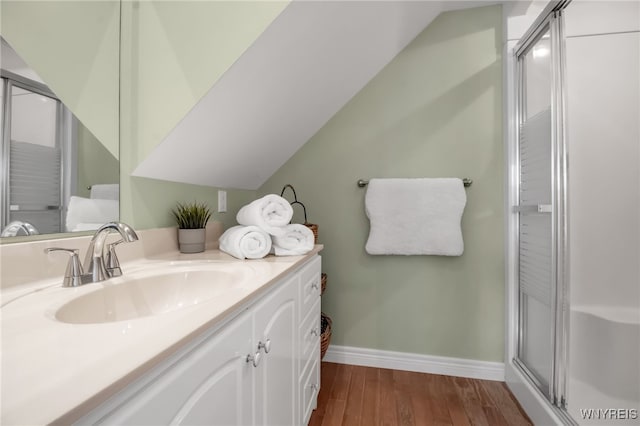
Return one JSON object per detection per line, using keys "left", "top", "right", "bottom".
{"left": 132, "top": 0, "right": 500, "bottom": 190}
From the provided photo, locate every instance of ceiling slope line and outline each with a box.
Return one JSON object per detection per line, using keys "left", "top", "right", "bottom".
{"left": 133, "top": 1, "right": 499, "bottom": 190}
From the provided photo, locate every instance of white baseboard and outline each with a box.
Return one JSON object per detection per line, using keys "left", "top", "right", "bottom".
{"left": 323, "top": 345, "right": 505, "bottom": 382}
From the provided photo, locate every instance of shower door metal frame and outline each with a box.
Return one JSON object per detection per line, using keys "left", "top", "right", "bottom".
{"left": 0, "top": 69, "right": 66, "bottom": 232}
{"left": 512, "top": 2, "right": 571, "bottom": 414}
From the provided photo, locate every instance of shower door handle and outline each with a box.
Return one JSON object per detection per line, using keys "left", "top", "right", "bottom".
{"left": 513, "top": 204, "right": 552, "bottom": 213}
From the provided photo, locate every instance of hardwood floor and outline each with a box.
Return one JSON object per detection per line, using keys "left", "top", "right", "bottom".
{"left": 309, "top": 362, "right": 532, "bottom": 426}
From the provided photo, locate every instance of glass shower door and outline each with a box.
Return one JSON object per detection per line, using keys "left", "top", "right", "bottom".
{"left": 514, "top": 11, "right": 568, "bottom": 408}
{"left": 1, "top": 77, "right": 63, "bottom": 234}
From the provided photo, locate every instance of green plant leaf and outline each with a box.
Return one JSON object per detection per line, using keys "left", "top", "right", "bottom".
{"left": 172, "top": 201, "right": 212, "bottom": 229}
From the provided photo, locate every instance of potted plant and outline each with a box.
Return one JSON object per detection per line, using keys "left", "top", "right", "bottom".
{"left": 172, "top": 201, "right": 212, "bottom": 253}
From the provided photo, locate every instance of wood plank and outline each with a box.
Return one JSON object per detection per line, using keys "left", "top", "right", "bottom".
{"left": 503, "top": 382, "right": 533, "bottom": 423}
{"left": 330, "top": 363, "right": 353, "bottom": 401}
{"left": 428, "top": 404, "right": 454, "bottom": 424}
{"left": 426, "top": 374, "right": 453, "bottom": 425}
{"left": 309, "top": 411, "right": 324, "bottom": 426}
{"left": 409, "top": 372, "right": 434, "bottom": 425}
{"left": 451, "top": 377, "right": 480, "bottom": 403}
{"left": 309, "top": 364, "right": 532, "bottom": 426}
{"left": 342, "top": 365, "right": 366, "bottom": 425}
{"left": 444, "top": 376, "right": 471, "bottom": 426}
{"left": 393, "top": 369, "right": 415, "bottom": 426}
{"left": 393, "top": 370, "right": 412, "bottom": 389}
{"left": 451, "top": 377, "right": 490, "bottom": 426}
{"left": 360, "top": 367, "right": 380, "bottom": 426}
{"left": 470, "top": 379, "right": 494, "bottom": 407}
{"left": 321, "top": 399, "right": 347, "bottom": 426}
{"left": 482, "top": 406, "right": 510, "bottom": 426}
{"left": 395, "top": 388, "right": 415, "bottom": 426}
{"left": 316, "top": 362, "right": 340, "bottom": 417}
{"left": 379, "top": 368, "right": 397, "bottom": 426}
{"left": 478, "top": 380, "right": 533, "bottom": 426}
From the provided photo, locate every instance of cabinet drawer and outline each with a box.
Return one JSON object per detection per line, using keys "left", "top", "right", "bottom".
{"left": 299, "top": 297, "right": 321, "bottom": 369}
{"left": 300, "top": 354, "right": 320, "bottom": 426}
{"left": 299, "top": 255, "right": 321, "bottom": 318}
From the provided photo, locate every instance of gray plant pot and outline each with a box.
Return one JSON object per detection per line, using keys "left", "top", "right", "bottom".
{"left": 178, "top": 228, "right": 206, "bottom": 253}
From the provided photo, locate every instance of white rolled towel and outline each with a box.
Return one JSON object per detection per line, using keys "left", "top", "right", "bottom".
{"left": 236, "top": 194, "right": 293, "bottom": 236}
{"left": 219, "top": 225, "right": 272, "bottom": 260}
{"left": 272, "top": 224, "right": 315, "bottom": 256}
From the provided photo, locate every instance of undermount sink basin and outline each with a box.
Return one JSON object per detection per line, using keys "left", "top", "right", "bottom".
{"left": 54, "top": 264, "right": 255, "bottom": 324}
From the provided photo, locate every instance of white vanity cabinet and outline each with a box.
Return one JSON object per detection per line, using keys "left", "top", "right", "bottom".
{"left": 253, "top": 271, "right": 298, "bottom": 426}
{"left": 93, "top": 309, "right": 254, "bottom": 425}
{"left": 298, "top": 256, "right": 322, "bottom": 425}
{"left": 79, "top": 254, "right": 321, "bottom": 426}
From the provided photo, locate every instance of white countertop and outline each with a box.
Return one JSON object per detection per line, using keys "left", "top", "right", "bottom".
{"left": 0, "top": 246, "right": 322, "bottom": 425}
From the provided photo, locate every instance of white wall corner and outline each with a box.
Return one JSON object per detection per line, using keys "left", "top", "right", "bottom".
{"left": 324, "top": 345, "right": 505, "bottom": 382}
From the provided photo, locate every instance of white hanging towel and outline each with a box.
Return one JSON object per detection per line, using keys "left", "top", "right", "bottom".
{"left": 236, "top": 194, "right": 293, "bottom": 236}
{"left": 219, "top": 225, "right": 272, "bottom": 259}
{"left": 65, "top": 196, "right": 119, "bottom": 232}
{"left": 271, "top": 224, "right": 315, "bottom": 256}
{"left": 365, "top": 178, "right": 466, "bottom": 256}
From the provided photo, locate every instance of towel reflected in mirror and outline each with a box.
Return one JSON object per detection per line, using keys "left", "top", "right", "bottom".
{"left": 65, "top": 196, "right": 119, "bottom": 233}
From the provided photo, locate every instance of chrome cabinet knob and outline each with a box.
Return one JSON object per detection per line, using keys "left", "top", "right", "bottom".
{"left": 310, "top": 327, "right": 319, "bottom": 337}
{"left": 311, "top": 280, "right": 319, "bottom": 291}
{"left": 258, "top": 339, "right": 271, "bottom": 354}
{"left": 246, "top": 351, "right": 261, "bottom": 368}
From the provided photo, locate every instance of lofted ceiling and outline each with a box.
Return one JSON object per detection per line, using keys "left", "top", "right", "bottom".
{"left": 132, "top": 0, "right": 502, "bottom": 190}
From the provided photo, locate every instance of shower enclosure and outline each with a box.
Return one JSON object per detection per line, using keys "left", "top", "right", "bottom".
{"left": 507, "top": 1, "right": 640, "bottom": 424}
{"left": 1, "top": 71, "right": 68, "bottom": 235}
{"left": 513, "top": 7, "right": 568, "bottom": 408}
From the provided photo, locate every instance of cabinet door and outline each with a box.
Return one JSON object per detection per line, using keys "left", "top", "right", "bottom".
{"left": 95, "top": 311, "right": 254, "bottom": 426}
{"left": 253, "top": 276, "right": 298, "bottom": 426}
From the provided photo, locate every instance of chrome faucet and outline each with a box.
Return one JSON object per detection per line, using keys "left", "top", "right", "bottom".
{"left": 1, "top": 220, "right": 39, "bottom": 237}
{"left": 83, "top": 222, "right": 139, "bottom": 283}
{"left": 46, "top": 222, "right": 139, "bottom": 287}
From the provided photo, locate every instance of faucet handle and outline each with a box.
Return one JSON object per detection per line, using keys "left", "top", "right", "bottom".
{"left": 105, "top": 239, "right": 125, "bottom": 277}
{"left": 45, "top": 248, "right": 85, "bottom": 287}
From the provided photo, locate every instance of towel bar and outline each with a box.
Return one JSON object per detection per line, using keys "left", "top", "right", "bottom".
{"left": 357, "top": 178, "right": 472, "bottom": 188}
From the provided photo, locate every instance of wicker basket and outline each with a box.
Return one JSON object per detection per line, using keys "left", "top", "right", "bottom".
{"left": 320, "top": 312, "right": 332, "bottom": 360}
{"left": 305, "top": 223, "right": 319, "bottom": 244}
{"left": 320, "top": 273, "right": 327, "bottom": 295}
{"left": 280, "top": 184, "right": 318, "bottom": 243}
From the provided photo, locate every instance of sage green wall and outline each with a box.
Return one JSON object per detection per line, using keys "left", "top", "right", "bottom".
{"left": 260, "top": 6, "right": 504, "bottom": 362}
{"left": 120, "top": 176, "right": 256, "bottom": 231}
{"left": 1, "top": 0, "right": 278, "bottom": 238}
{"left": 1, "top": 0, "right": 120, "bottom": 159}
{"left": 77, "top": 125, "right": 119, "bottom": 199}
{"left": 120, "top": 0, "right": 288, "bottom": 165}
{"left": 119, "top": 1, "right": 286, "bottom": 230}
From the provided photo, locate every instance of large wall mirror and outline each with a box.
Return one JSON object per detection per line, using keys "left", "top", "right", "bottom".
{"left": 0, "top": 1, "right": 120, "bottom": 239}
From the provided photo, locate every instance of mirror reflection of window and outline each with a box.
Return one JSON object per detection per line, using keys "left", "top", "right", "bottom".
{"left": 0, "top": 37, "right": 119, "bottom": 237}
